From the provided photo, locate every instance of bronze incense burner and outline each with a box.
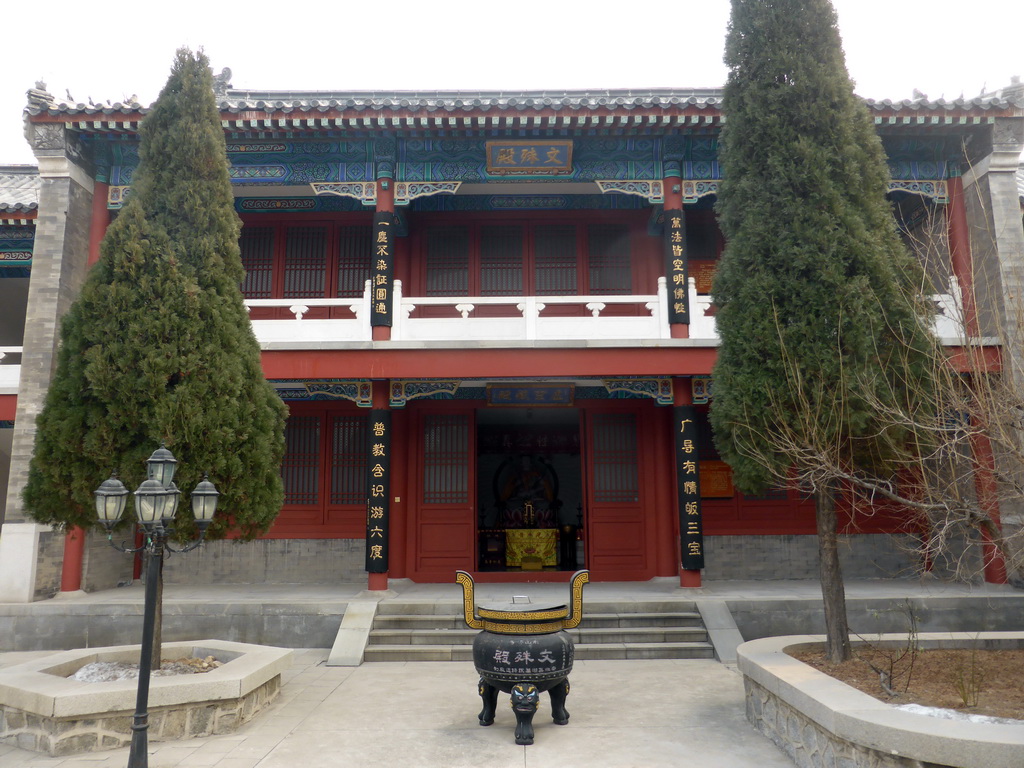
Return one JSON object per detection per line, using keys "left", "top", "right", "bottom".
{"left": 455, "top": 569, "right": 589, "bottom": 745}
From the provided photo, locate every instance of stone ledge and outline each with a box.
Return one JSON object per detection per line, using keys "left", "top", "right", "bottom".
{"left": 737, "top": 633, "right": 1024, "bottom": 768}
{"left": 0, "top": 639, "right": 292, "bottom": 755}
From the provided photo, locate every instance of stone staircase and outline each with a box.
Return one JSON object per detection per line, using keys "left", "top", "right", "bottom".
{"left": 363, "top": 599, "right": 715, "bottom": 662}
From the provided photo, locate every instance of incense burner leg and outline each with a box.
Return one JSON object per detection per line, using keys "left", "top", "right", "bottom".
{"left": 549, "top": 678, "right": 570, "bottom": 725}
{"left": 511, "top": 682, "right": 540, "bottom": 745}
{"left": 478, "top": 677, "right": 499, "bottom": 726}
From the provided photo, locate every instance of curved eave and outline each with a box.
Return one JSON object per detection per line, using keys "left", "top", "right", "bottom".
{"left": 24, "top": 92, "right": 1024, "bottom": 135}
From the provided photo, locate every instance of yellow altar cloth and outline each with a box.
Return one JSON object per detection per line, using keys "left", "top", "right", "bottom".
{"left": 505, "top": 529, "right": 558, "bottom": 568}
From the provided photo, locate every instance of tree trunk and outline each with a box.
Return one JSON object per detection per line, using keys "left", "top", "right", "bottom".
{"left": 815, "top": 486, "right": 852, "bottom": 662}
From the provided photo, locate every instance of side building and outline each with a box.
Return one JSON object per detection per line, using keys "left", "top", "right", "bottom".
{"left": 0, "top": 79, "right": 1022, "bottom": 600}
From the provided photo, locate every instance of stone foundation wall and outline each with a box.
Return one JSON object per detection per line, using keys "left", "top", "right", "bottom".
{"left": 0, "top": 674, "right": 280, "bottom": 756}
{"left": 160, "top": 538, "right": 364, "bottom": 584}
{"left": 744, "top": 677, "right": 931, "bottom": 768}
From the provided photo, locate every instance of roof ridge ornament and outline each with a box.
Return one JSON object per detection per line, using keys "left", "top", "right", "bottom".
{"left": 213, "top": 67, "right": 232, "bottom": 100}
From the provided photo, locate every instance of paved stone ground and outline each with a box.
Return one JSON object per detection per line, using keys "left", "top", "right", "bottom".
{"left": 0, "top": 651, "right": 796, "bottom": 768}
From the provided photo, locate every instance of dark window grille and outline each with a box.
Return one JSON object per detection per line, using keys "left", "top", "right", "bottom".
{"left": 423, "top": 414, "right": 469, "bottom": 504}
{"left": 534, "top": 225, "right": 578, "bottom": 295}
{"left": 283, "top": 226, "right": 327, "bottom": 299}
{"left": 588, "top": 224, "right": 631, "bottom": 295}
{"left": 330, "top": 415, "right": 368, "bottom": 504}
{"left": 282, "top": 415, "right": 321, "bottom": 505}
{"left": 239, "top": 226, "right": 275, "bottom": 299}
{"left": 426, "top": 227, "right": 469, "bottom": 296}
{"left": 480, "top": 225, "right": 523, "bottom": 296}
{"left": 591, "top": 413, "right": 639, "bottom": 503}
{"left": 337, "top": 226, "right": 372, "bottom": 298}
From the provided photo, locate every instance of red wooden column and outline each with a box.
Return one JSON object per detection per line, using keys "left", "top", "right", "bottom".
{"left": 60, "top": 527, "right": 86, "bottom": 592}
{"left": 87, "top": 182, "right": 110, "bottom": 267}
{"left": 971, "top": 420, "right": 1008, "bottom": 584}
{"left": 946, "top": 176, "right": 980, "bottom": 338}
{"left": 367, "top": 381, "right": 391, "bottom": 591}
{"left": 674, "top": 379, "right": 702, "bottom": 587}
{"left": 948, "top": 178, "right": 1006, "bottom": 583}
{"left": 372, "top": 181, "right": 394, "bottom": 342}
{"left": 62, "top": 182, "right": 112, "bottom": 592}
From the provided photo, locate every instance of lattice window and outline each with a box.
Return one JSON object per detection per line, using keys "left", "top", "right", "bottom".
{"left": 423, "top": 414, "right": 469, "bottom": 504}
{"left": 426, "top": 227, "right": 469, "bottom": 296}
{"left": 336, "top": 226, "right": 372, "bottom": 298}
{"left": 534, "top": 225, "right": 578, "bottom": 295}
{"left": 587, "top": 224, "right": 631, "bottom": 295}
{"left": 282, "top": 415, "right": 321, "bottom": 505}
{"left": 283, "top": 226, "right": 328, "bottom": 299}
{"left": 330, "top": 415, "right": 368, "bottom": 505}
{"left": 480, "top": 225, "right": 523, "bottom": 296}
{"left": 239, "top": 226, "right": 275, "bottom": 299}
{"left": 591, "top": 413, "right": 639, "bottom": 503}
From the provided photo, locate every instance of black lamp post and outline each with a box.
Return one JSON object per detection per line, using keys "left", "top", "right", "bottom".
{"left": 94, "top": 446, "right": 219, "bottom": 768}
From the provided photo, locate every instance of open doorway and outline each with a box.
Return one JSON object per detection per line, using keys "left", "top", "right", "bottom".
{"left": 476, "top": 407, "right": 584, "bottom": 571}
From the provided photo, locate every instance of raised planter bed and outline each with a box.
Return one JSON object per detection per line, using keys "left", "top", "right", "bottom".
{"left": 0, "top": 639, "right": 292, "bottom": 756}
{"left": 737, "top": 633, "right": 1024, "bottom": 768}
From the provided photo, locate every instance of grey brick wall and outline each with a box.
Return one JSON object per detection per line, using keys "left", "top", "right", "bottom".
{"left": 81, "top": 529, "right": 134, "bottom": 592}
{"left": 703, "top": 533, "right": 982, "bottom": 581}
{"left": 4, "top": 175, "right": 93, "bottom": 529}
{"left": 160, "top": 538, "right": 365, "bottom": 585}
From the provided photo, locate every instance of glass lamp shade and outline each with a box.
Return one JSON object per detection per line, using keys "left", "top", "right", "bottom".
{"left": 134, "top": 478, "right": 173, "bottom": 529}
{"left": 146, "top": 445, "right": 178, "bottom": 487}
{"left": 161, "top": 482, "right": 181, "bottom": 526}
{"left": 94, "top": 475, "right": 129, "bottom": 530}
{"left": 191, "top": 475, "right": 220, "bottom": 527}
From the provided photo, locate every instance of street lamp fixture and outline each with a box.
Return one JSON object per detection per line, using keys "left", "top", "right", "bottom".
{"left": 93, "top": 446, "right": 219, "bottom": 768}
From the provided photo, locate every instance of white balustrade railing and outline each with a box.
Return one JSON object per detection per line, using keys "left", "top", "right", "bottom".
{"left": 930, "top": 274, "right": 965, "bottom": 343}
{"left": 244, "top": 283, "right": 371, "bottom": 344}
{"left": 0, "top": 346, "right": 22, "bottom": 391}
{"left": 240, "top": 275, "right": 967, "bottom": 347}
{"left": 392, "top": 277, "right": 691, "bottom": 342}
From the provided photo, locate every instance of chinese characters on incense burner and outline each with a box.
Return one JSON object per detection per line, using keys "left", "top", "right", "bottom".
{"left": 456, "top": 570, "right": 589, "bottom": 746}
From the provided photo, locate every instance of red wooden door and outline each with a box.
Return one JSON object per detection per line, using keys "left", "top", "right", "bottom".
{"left": 410, "top": 408, "right": 476, "bottom": 579}
{"left": 583, "top": 408, "right": 654, "bottom": 580}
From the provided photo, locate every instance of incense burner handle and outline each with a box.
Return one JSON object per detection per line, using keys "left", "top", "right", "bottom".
{"left": 455, "top": 570, "right": 484, "bottom": 629}
{"left": 563, "top": 569, "right": 590, "bottom": 629}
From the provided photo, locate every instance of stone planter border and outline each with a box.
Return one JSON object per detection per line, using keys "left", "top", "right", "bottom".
{"left": 0, "top": 639, "right": 292, "bottom": 755}
{"left": 737, "top": 632, "right": 1024, "bottom": 768}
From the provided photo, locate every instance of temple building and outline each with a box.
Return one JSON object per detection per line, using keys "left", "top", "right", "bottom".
{"left": 0, "top": 75, "right": 1022, "bottom": 600}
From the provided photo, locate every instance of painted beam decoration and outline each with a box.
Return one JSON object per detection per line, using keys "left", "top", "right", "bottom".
{"left": 366, "top": 411, "right": 391, "bottom": 573}
{"left": 371, "top": 212, "right": 394, "bottom": 327}
{"left": 486, "top": 141, "right": 573, "bottom": 176}
{"left": 665, "top": 208, "right": 688, "bottom": 324}
{"left": 675, "top": 406, "right": 704, "bottom": 570}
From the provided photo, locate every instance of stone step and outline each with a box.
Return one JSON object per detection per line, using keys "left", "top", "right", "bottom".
{"left": 371, "top": 611, "right": 703, "bottom": 630}
{"left": 373, "top": 600, "right": 699, "bottom": 616}
{"left": 368, "top": 626, "right": 709, "bottom": 646}
{"left": 362, "top": 641, "right": 715, "bottom": 663}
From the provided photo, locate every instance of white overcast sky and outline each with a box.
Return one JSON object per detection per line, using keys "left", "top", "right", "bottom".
{"left": 2, "top": 0, "right": 1022, "bottom": 165}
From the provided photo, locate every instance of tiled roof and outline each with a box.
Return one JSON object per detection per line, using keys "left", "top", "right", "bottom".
{"left": 24, "top": 86, "right": 1024, "bottom": 120}
{"left": 0, "top": 166, "right": 39, "bottom": 213}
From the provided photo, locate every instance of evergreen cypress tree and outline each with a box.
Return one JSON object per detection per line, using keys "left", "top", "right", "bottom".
{"left": 711, "top": 0, "right": 938, "bottom": 661}
{"left": 24, "top": 49, "right": 287, "bottom": 541}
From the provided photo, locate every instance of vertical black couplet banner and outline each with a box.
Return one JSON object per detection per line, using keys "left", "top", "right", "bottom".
{"left": 365, "top": 410, "right": 391, "bottom": 572}
{"left": 371, "top": 212, "right": 394, "bottom": 327}
{"left": 675, "top": 405, "right": 705, "bottom": 570}
{"left": 665, "top": 208, "right": 689, "bottom": 324}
